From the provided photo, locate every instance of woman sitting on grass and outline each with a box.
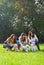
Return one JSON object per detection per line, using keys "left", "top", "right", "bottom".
{"left": 31, "top": 31, "right": 40, "bottom": 50}
{"left": 28, "top": 31, "right": 40, "bottom": 51}
{"left": 3, "top": 34, "right": 19, "bottom": 51}
{"left": 28, "top": 31, "right": 36, "bottom": 51}
{"left": 19, "top": 33, "right": 28, "bottom": 52}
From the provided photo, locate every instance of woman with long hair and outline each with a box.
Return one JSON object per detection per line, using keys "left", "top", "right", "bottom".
{"left": 3, "top": 34, "right": 19, "bottom": 51}
{"left": 19, "top": 33, "right": 28, "bottom": 52}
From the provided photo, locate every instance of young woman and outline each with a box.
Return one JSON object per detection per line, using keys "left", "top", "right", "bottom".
{"left": 31, "top": 32, "right": 40, "bottom": 50}
{"left": 19, "top": 33, "right": 28, "bottom": 52}
{"left": 3, "top": 34, "right": 19, "bottom": 51}
{"left": 28, "top": 31, "right": 36, "bottom": 51}
{"left": 28, "top": 31, "right": 40, "bottom": 51}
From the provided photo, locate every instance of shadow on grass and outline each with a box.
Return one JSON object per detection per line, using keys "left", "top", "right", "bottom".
{"left": 11, "top": 50, "right": 44, "bottom": 53}
{"left": 39, "top": 50, "right": 44, "bottom": 52}
{"left": 4, "top": 49, "right": 44, "bottom": 53}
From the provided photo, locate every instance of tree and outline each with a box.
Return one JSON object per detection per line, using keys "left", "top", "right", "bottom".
{"left": 0, "top": 0, "right": 44, "bottom": 42}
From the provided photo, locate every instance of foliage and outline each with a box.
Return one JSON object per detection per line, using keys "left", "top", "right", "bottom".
{"left": 0, "top": 0, "right": 44, "bottom": 42}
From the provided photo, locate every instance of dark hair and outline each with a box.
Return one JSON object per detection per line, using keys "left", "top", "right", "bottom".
{"left": 31, "top": 32, "right": 35, "bottom": 38}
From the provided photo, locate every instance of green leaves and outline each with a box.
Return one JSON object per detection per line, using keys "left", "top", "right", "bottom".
{"left": 0, "top": 0, "right": 44, "bottom": 42}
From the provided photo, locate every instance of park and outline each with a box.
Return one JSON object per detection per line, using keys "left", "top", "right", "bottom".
{"left": 0, "top": 0, "right": 44, "bottom": 65}
{"left": 0, "top": 44, "right": 44, "bottom": 65}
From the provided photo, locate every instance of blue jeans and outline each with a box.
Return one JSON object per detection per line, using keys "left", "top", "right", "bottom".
{"left": 35, "top": 40, "right": 40, "bottom": 50}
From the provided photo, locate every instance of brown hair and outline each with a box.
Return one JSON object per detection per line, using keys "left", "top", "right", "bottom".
{"left": 10, "top": 34, "right": 15, "bottom": 39}
{"left": 10, "top": 34, "right": 16, "bottom": 43}
{"left": 28, "top": 31, "right": 31, "bottom": 36}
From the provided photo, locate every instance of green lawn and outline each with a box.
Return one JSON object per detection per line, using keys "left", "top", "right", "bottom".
{"left": 0, "top": 44, "right": 44, "bottom": 65}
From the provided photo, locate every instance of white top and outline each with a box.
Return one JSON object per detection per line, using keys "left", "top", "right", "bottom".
{"left": 28, "top": 34, "right": 38, "bottom": 44}
{"left": 19, "top": 36, "right": 28, "bottom": 46}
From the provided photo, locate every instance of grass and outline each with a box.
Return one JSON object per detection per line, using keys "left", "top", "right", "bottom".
{"left": 0, "top": 44, "right": 44, "bottom": 65}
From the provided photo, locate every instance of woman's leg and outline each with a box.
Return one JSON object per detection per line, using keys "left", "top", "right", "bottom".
{"left": 18, "top": 44, "right": 21, "bottom": 49}
{"left": 30, "top": 44, "right": 34, "bottom": 51}
{"left": 35, "top": 40, "right": 40, "bottom": 50}
{"left": 3, "top": 43, "right": 9, "bottom": 50}
{"left": 22, "top": 45, "right": 28, "bottom": 52}
{"left": 14, "top": 44, "right": 19, "bottom": 51}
